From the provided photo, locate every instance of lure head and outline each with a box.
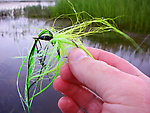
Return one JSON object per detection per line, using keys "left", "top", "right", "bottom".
{"left": 34, "top": 30, "right": 53, "bottom": 41}
{"left": 38, "top": 35, "right": 53, "bottom": 41}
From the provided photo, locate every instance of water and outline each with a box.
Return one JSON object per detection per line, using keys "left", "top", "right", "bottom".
{"left": 0, "top": 1, "right": 62, "bottom": 113}
{"left": 0, "top": 1, "right": 55, "bottom": 11}
{"left": 0, "top": 1, "right": 150, "bottom": 113}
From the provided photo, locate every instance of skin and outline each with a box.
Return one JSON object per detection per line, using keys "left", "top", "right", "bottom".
{"left": 53, "top": 47, "right": 150, "bottom": 113}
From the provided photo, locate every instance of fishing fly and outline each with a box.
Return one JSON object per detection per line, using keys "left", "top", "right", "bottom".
{"left": 16, "top": 1, "right": 140, "bottom": 113}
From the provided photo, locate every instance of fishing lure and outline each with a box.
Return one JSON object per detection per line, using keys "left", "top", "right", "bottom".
{"left": 17, "top": 5, "right": 140, "bottom": 113}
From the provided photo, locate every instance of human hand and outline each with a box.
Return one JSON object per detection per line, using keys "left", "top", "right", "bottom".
{"left": 53, "top": 47, "right": 150, "bottom": 113}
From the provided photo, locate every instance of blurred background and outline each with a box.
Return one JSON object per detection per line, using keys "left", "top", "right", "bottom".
{"left": 0, "top": 0, "right": 150, "bottom": 113}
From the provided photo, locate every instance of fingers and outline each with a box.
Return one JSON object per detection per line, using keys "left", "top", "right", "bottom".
{"left": 60, "top": 47, "right": 147, "bottom": 86}
{"left": 55, "top": 48, "right": 150, "bottom": 113}
{"left": 53, "top": 76, "right": 103, "bottom": 112}
{"left": 86, "top": 47, "right": 150, "bottom": 85}
{"left": 68, "top": 48, "right": 147, "bottom": 101}
{"left": 58, "top": 97, "right": 84, "bottom": 113}
{"left": 86, "top": 47, "right": 144, "bottom": 76}
{"left": 60, "top": 63, "right": 82, "bottom": 85}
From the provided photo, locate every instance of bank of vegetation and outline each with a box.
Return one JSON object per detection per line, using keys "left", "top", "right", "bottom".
{"left": 24, "top": 0, "right": 150, "bottom": 34}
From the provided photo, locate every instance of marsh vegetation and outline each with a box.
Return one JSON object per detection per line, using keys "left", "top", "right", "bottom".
{"left": 24, "top": 0, "right": 150, "bottom": 33}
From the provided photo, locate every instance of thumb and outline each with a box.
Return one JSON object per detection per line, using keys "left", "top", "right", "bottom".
{"left": 68, "top": 48, "right": 144, "bottom": 98}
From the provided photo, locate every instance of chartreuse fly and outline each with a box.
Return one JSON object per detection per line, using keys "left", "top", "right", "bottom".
{"left": 16, "top": 10, "right": 140, "bottom": 113}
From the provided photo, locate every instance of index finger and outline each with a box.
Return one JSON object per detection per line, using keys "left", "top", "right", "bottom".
{"left": 86, "top": 47, "right": 144, "bottom": 76}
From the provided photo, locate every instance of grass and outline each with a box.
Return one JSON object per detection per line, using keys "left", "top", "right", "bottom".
{"left": 24, "top": 0, "right": 150, "bottom": 34}
{"left": 24, "top": 5, "right": 51, "bottom": 18}
{"left": 85, "top": 32, "right": 149, "bottom": 52}
{"left": 53, "top": 0, "right": 150, "bottom": 33}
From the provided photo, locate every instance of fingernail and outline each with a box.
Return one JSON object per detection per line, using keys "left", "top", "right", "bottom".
{"left": 69, "top": 48, "right": 88, "bottom": 62}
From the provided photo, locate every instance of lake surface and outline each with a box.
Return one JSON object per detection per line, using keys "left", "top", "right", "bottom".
{"left": 0, "top": 1, "right": 150, "bottom": 113}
